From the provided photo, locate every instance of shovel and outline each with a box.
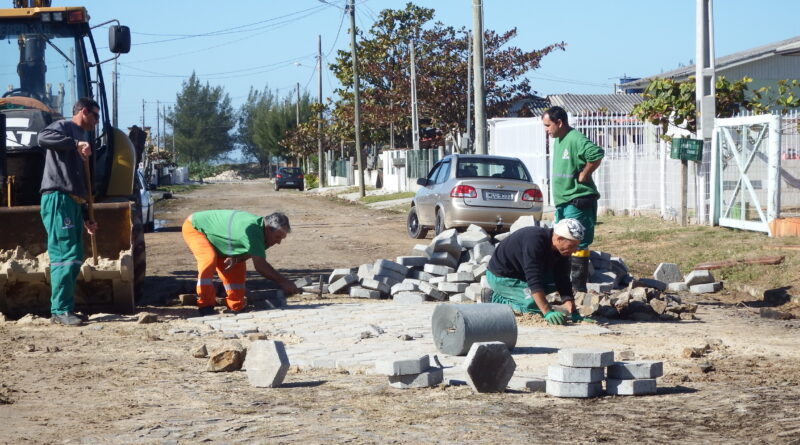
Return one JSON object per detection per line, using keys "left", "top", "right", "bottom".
{"left": 83, "top": 157, "right": 98, "bottom": 266}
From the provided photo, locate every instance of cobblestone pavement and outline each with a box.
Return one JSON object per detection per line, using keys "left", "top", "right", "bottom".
{"left": 188, "top": 301, "right": 618, "bottom": 389}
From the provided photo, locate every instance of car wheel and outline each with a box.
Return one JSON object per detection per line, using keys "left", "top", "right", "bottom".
{"left": 274, "top": 183, "right": 280, "bottom": 191}
{"left": 434, "top": 207, "right": 447, "bottom": 235}
{"left": 298, "top": 186, "right": 304, "bottom": 192}
{"left": 407, "top": 206, "right": 429, "bottom": 239}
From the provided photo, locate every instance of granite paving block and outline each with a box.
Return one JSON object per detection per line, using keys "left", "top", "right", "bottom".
{"left": 472, "top": 263, "right": 488, "bottom": 278}
{"left": 374, "top": 259, "right": 409, "bottom": 276}
{"left": 388, "top": 368, "right": 444, "bottom": 388}
{"left": 410, "top": 270, "right": 434, "bottom": 281}
{"left": 558, "top": 348, "right": 614, "bottom": 367}
{"left": 684, "top": 269, "right": 715, "bottom": 286}
{"left": 418, "top": 281, "right": 447, "bottom": 301}
{"left": 375, "top": 355, "right": 430, "bottom": 376}
{"left": 606, "top": 378, "right": 657, "bottom": 395}
{"left": 667, "top": 282, "right": 688, "bottom": 292}
{"left": 432, "top": 233, "right": 462, "bottom": 258}
{"left": 428, "top": 251, "right": 459, "bottom": 269}
{"left": 393, "top": 291, "right": 427, "bottom": 304}
{"left": 360, "top": 278, "right": 391, "bottom": 295}
{"left": 689, "top": 282, "right": 722, "bottom": 294}
{"left": 391, "top": 282, "right": 420, "bottom": 295}
{"left": 396, "top": 256, "right": 429, "bottom": 268}
{"left": 438, "top": 282, "right": 469, "bottom": 293}
{"left": 635, "top": 277, "right": 667, "bottom": 291}
{"left": 449, "top": 293, "right": 470, "bottom": 303}
{"left": 328, "top": 268, "right": 356, "bottom": 284}
{"left": 329, "top": 274, "right": 358, "bottom": 294}
{"left": 464, "top": 342, "right": 516, "bottom": 393}
{"left": 546, "top": 380, "right": 603, "bottom": 398}
{"left": 243, "top": 340, "right": 290, "bottom": 388}
{"left": 349, "top": 286, "right": 381, "bottom": 299}
{"left": 472, "top": 241, "right": 495, "bottom": 260}
{"left": 446, "top": 271, "right": 475, "bottom": 283}
{"left": 412, "top": 244, "right": 434, "bottom": 259}
{"left": 607, "top": 361, "right": 664, "bottom": 379}
{"left": 548, "top": 365, "right": 605, "bottom": 383}
{"left": 458, "top": 231, "right": 490, "bottom": 249}
{"left": 654, "top": 263, "right": 682, "bottom": 284}
{"left": 424, "top": 264, "right": 455, "bottom": 276}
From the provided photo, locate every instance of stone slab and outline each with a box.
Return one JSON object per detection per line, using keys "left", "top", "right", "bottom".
{"left": 606, "top": 378, "right": 657, "bottom": 395}
{"left": 329, "top": 274, "right": 358, "bottom": 294}
{"left": 393, "top": 292, "right": 427, "bottom": 304}
{"left": 607, "top": 361, "right": 664, "bottom": 379}
{"left": 690, "top": 282, "right": 722, "bottom": 294}
{"left": 654, "top": 263, "right": 682, "bottom": 284}
{"left": 243, "top": 340, "right": 290, "bottom": 388}
{"left": 547, "top": 365, "right": 605, "bottom": 383}
{"left": 396, "top": 256, "right": 429, "bottom": 268}
{"left": 349, "top": 286, "right": 381, "bottom": 299}
{"left": 546, "top": 380, "right": 603, "bottom": 398}
{"left": 667, "top": 282, "right": 688, "bottom": 292}
{"left": 558, "top": 348, "right": 614, "bottom": 368}
{"left": 388, "top": 368, "right": 443, "bottom": 388}
{"left": 685, "top": 269, "right": 715, "bottom": 286}
{"left": 464, "top": 341, "right": 516, "bottom": 393}
{"left": 375, "top": 355, "right": 430, "bottom": 376}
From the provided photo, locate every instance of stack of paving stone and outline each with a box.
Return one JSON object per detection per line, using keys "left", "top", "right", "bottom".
{"left": 325, "top": 225, "right": 500, "bottom": 303}
{"left": 375, "top": 355, "right": 443, "bottom": 389}
{"left": 546, "top": 348, "right": 664, "bottom": 398}
{"left": 546, "top": 348, "right": 613, "bottom": 398}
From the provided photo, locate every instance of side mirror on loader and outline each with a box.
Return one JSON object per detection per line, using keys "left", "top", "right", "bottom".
{"left": 109, "top": 25, "right": 131, "bottom": 54}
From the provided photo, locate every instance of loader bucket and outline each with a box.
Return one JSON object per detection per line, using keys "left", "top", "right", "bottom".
{"left": 0, "top": 201, "right": 135, "bottom": 318}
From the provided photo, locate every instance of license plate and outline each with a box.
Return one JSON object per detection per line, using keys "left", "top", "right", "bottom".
{"left": 285, "top": 181, "right": 294, "bottom": 185}
{"left": 484, "top": 191, "right": 513, "bottom": 200}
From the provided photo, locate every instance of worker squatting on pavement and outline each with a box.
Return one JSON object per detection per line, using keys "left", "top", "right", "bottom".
{"left": 486, "top": 219, "right": 588, "bottom": 325}
{"left": 38, "top": 97, "right": 100, "bottom": 326}
{"left": 182, "top": 210, "right": 300, "bottom": 315}
{"left": 543, "top": 106, "right": 605, "bottom": 293}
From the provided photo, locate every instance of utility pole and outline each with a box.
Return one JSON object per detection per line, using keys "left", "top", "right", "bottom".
{"left": 471, "top": 0, "right": 487, "bottom": 154}
{"left": 410, "top": 40, "right": 420, "bottom": 151}
{"left": 318, "top": 34, "right": 324, "bottom": 186}
{"left": 112, "top": 59, "right": 118, "bottom": 128}
{"left": 348, "top": 0, "right": 365, "bottom": 197}
{"left": 141, "top": 99, "right": 145, "bottom": 130}
{"left": 295, "top": 82, "right": 300, "bottom": 126}
{"left": 695, "top": 0, "right": 715, "bottom": 226}
{"left": 156, "top": 100, "right": 160, "bottom": 150}
{"left": 465, "top": 31, "right": 472, "bottom": 153}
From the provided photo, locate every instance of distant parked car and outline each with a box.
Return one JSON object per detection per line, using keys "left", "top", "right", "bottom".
{"left": 135, "top": 169, "right": 155, "bottom": 232}
{"left": 407, "top": 154, "right": 543, "bottom": 238}
{"left": 274, "top": 167, "right": 304, "bottom": 191}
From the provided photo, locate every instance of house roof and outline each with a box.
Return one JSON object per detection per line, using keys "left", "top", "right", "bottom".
{"left": 621, "top": 35, "right": 800, "bottom": 90}
{"left": 547, "top": 93, "right": 643, "bottom": 114}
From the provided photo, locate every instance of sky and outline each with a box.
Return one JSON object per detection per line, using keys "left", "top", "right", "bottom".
{"left": 75, "top": 0, "right": 800, "bottom": 135}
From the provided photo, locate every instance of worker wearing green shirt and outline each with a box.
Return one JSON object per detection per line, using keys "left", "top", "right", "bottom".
{"left": 182, "top": 210, "right": 299, "bottom": 315}
{"left": 543, "top": 106, "right": 605, "bottom": 293}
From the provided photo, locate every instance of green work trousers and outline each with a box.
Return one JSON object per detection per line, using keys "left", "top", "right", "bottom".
{"left": 486, "top": 270, "right": 556, "bottom": 314}
{"left": 555, "top": 198, "right": 597, "bottom": 250}
{"left": 40, "top": 192, "right": 84, "bottom": 315}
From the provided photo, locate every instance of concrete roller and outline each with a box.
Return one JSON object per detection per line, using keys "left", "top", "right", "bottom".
{"left": 431, "top": 303, "right": 518, "bottom": 356}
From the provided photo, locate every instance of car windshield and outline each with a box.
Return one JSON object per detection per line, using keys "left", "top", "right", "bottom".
{"left": 456, "top": 157, "right": 530, "bottom": 181}
{"left": 281, "top": 168, "right": 302, "bottom": 175}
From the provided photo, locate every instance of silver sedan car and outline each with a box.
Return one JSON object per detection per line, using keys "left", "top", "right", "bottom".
{"left": 407, "top": 154, "right": 543, "bottom": 238}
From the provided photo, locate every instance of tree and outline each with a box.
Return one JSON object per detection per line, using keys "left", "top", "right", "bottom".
{"left": 633, "top": 76, "right": 800, "bottom": 138}
{"left": 329, "top": 3, "right": 565, "bottom": 149}
{"left": 166, "top": 73, "right": 235, "bottom": 163}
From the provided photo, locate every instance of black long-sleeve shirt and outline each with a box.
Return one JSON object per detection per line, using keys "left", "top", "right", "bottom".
{"left": 488, "top": 226, "right": 573, "bottom": 297}
{"left": 38, "top": 119, "right": 89, "bottom": 200}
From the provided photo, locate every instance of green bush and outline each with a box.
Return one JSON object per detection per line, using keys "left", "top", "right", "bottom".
{"left": 304, "top": 173, "right": 319, "bottom": 189}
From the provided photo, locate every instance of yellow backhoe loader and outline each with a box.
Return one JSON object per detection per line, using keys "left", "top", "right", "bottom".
{"left": 0, "top": 0, "right": 143, "bottom": 318}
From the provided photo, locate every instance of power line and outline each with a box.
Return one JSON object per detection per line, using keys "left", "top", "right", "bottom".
{"left": 120, "top": 53, "right": 315, "bottom": 79}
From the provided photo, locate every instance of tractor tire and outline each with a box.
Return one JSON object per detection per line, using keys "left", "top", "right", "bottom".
{"left": 132, "top": 203, "right": 147, "bottom": 303}
{"left": 406, "top": 206, "right": 428, "bottom": 239}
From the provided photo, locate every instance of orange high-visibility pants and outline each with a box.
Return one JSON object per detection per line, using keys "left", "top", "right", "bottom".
{"left": 181, "top": 217, "right": 247, "bottom": 311}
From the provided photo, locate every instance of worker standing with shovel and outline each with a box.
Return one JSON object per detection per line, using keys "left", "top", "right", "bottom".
{"left": 39, "top": 97, "right": 99, "bottom": 326}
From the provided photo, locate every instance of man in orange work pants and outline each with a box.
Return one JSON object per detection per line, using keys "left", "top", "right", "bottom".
{"left": 182, "top": 210, "right": 300, "bottom": 315}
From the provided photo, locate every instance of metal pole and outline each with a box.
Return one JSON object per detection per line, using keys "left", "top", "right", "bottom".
{"left": 472, "top": 0, "right": 487, "bottom": 154}
{"left": 156, "top": 100, "right": 160, "bottom": 150}
{"left": 349, "top": 0, "right": 365, "bottom": 197}
{"left": 466, "top": 31, "right": 472, "bottom": 152}
{"left": 141, "top": 99, "right": 145, "bottom": 130}
{"left": 296, "top": 82, "right": 300, "bottom": 126}
{"left": 318, "top": 34, "right": 324, "bottom": 186}
{"left": 695, "top": 0, "right": 716, "bottom": 225}
{"left": 410, "top": 40, "right": 420, "bottom": 151}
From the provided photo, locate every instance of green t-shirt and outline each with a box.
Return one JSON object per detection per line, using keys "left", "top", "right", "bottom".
{"left": 551, "top": 128, "right": 605, "bottom": 206}
{"left": 191, "top": 210, "right": 267, "bottom": 258}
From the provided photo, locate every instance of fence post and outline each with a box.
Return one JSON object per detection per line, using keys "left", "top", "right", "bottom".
{"left": 767, "top": 114, "right": 782, "bottom": 231}
{"left": 628, "top": 137, "right": 636, "bottom": 212}
{"left": 660, "top": 139, "right": 667, "bottom": 218}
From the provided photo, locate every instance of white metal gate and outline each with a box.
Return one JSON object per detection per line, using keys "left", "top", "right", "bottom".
{"left": 711, "top": 114, "right": 782, "bottom": 235}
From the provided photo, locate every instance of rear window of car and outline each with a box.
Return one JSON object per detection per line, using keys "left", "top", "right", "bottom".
{"left": 456, "top": 158, "right": 530, "bottom": 181}
{"left": 281, "top": 168, "right": 302, "bottom": 175}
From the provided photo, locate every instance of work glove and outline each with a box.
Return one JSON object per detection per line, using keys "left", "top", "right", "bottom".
{"left": 544, "top": 311, "right": 566, "bottom": 325}
{"left": 571, "top": 312, "right": 597, "bottom": 323}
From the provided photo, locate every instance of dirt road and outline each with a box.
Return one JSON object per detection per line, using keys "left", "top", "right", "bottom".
{"left": 2, "top": 180, "right": 800, "bottom": 444}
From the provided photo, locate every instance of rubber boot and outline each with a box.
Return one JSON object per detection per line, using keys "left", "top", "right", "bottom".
{"left": 570, "top": 253, "right": 590, "bottom": 293}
